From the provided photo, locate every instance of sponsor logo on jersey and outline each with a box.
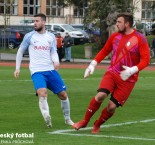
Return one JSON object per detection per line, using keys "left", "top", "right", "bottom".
{"left": 34, "top": 46, "right": 50, "bottom": 50}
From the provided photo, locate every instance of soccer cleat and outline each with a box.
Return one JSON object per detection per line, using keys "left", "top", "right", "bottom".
{"left": 72, "top": 120, "right": 88, "bottom": 130}
{"left": 91, "top": 121, "right": 100, "bottom": 134}
{"left": 65, "top": 119, "right": 74, "bottom": 126}
{"left": 45, "top": 116, "right": 52, "bottom": 128}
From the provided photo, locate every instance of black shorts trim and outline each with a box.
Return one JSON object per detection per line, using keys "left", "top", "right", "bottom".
{"left": 110, "top": 95, "right": 121, "bottom": 107}
{"left": 97, "top": 88, "right": 110, "bottom": 95}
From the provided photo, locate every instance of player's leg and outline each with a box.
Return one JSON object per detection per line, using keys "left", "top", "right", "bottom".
{"left": 72, "top": 71, "right": 114, "bottom": 130}
{"left": 37, "top": 88, "right": 52, "bottom": 128}
{"left": 47, "top": 70, "right": 74, "bottom": 126}
{"left": 72, "top": 92, "right": 108, "bottom": 130}
{"left": 92, "top": 75, "right": 135, "bottom": 133}
{"left": 32, "top": 72, "right": 52, "bottom": 128}
{"left": 92, "top": 99, "right": 117, "bottom": 134}
{"left": 58, "top": 91, "right": 74, "bottom": 125}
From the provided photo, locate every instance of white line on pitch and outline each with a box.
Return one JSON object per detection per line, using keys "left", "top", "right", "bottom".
{"left": 53, "top": 132, "right": 155, "bottom": 141}
{"left": 49, "top": 118, "right": 155, "bottom": 141}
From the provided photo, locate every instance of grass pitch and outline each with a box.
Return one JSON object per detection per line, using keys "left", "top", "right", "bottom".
{"left": 0, "top": 65, "right": 155, "bottom": 145}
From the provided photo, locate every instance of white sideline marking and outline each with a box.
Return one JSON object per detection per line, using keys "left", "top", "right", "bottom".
{"left": 49, "top": 119, "right": 155, "bottom": 141}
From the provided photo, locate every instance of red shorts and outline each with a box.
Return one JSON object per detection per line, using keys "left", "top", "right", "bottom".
{"left": 98, "top": 71, "right": 136, "bottom": 106}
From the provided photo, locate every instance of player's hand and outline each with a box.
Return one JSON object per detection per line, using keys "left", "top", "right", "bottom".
{"left": 120, "top": 65, "right": 138, "bottom": 81}
{"left": 84, "top": 60, "right": 97, "bottom": 78}
{"left": 14, "top": 69, "right": 20, "bottom": 79}
{"left": 54, "top": 62, "right": 60, "bottom": 70}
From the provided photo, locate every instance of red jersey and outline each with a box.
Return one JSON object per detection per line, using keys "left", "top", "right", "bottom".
{"left": 94, "top": 29, "right": 150, "bottom": 82}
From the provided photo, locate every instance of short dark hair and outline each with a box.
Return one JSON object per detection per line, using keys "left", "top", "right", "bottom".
{"left": 117, "top": 12, "right": 133, "bottom": 27}
{"left": 34, "top": 13, "right": 46, "bottom": 21}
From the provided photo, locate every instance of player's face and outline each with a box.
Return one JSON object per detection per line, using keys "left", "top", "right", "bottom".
{"left": 34, "top": 17, "right": 45, "bottom": 32}
{"left": 116, "top": 17, "right": 127, "bottom": 33}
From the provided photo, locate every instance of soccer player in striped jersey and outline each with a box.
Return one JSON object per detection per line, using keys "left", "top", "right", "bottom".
{"left": 14, "top": 13, "right": 74, "bottom": 128}
{"left": 72, "top": 12, "right": 150, "bottom": 133}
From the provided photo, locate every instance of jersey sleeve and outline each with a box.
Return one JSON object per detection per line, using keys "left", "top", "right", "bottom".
{"left": 19, "top": 32, "right": 33, "bottom": 53}
{"left": 16, "top": 32, "right": 33, "bottom": 70}
{"left": 137, "top": 35, "right": 150, "bottom": 71}
{"left": 50, "top": 33, "right": 57, "bottom": 53}
{"left": 50, "top": 33, "right": 59, "bottom": 63}
{"left": 94, "top": 33, "right": 117, "bottom": 63}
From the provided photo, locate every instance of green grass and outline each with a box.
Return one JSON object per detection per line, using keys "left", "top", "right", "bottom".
{"left": 72, "top": 43, "right": 99, "bottom": 59}
{"left": 0, "top": 66, "right": 155, "bottom": 145}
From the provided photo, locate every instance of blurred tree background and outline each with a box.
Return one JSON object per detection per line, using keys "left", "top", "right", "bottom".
{"left": 60, "top": 0, "right": 133, "bottom": 49}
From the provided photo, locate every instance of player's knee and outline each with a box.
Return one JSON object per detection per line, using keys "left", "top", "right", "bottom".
{"left": 57, "top": 91, "right": 68, "bottom": 100}
{"left": 37, "top": 88, "right": 47, "bottom": 97}
{"left": 107, "top": 102, "right": 117, "bottom": 113}
{"left": 95, "top": 92, "right": 108, "bottom": 103}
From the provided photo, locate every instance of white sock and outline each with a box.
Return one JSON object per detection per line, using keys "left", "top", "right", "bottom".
{"left": 61, "top": 97, "right": 71, "bottom": 120}
{"left": 39, "top": 96, "right": 50, "bottom": 120}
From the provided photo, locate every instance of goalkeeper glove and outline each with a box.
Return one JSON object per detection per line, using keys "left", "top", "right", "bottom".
{"left": 120, "top": 65, "right": 138, "bottom": 81}
{"left": 84, "top": 60, "right": 97, "bottom": 78}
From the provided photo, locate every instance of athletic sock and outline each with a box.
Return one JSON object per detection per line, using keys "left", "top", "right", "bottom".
{"left": 39, "top": 96, "right": 50, "bottom": 120}
{"left": 61, "top": 97, "right": 71, "bottom": 120}
{"left": 84, "top": 97, "right": 102, "bottom": 122}
{"left": 95, "top": 107, "right": 114, "bottom": 127}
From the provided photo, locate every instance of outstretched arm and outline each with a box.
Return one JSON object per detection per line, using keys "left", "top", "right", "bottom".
{"left": 14, "top": 33, "right": 30, "bottom": 78}
{"left": 84, "top": 33, "right": 115, "bottom": 78}
{"left": 51, "top": 51, "right": 60, "bottom": 70}
{"left": 14, "top": 48, "right": 24, "bottom": 78}
{"left": 51, "top": 34, "right": 60, "bottom": 70}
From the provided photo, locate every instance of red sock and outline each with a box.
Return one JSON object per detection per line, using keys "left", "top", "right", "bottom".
{"left": 84, "top": 97, "right": 101, "bottom": 122}
{"left": 95, "top": 107, "right": 114, "bottom": 127}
